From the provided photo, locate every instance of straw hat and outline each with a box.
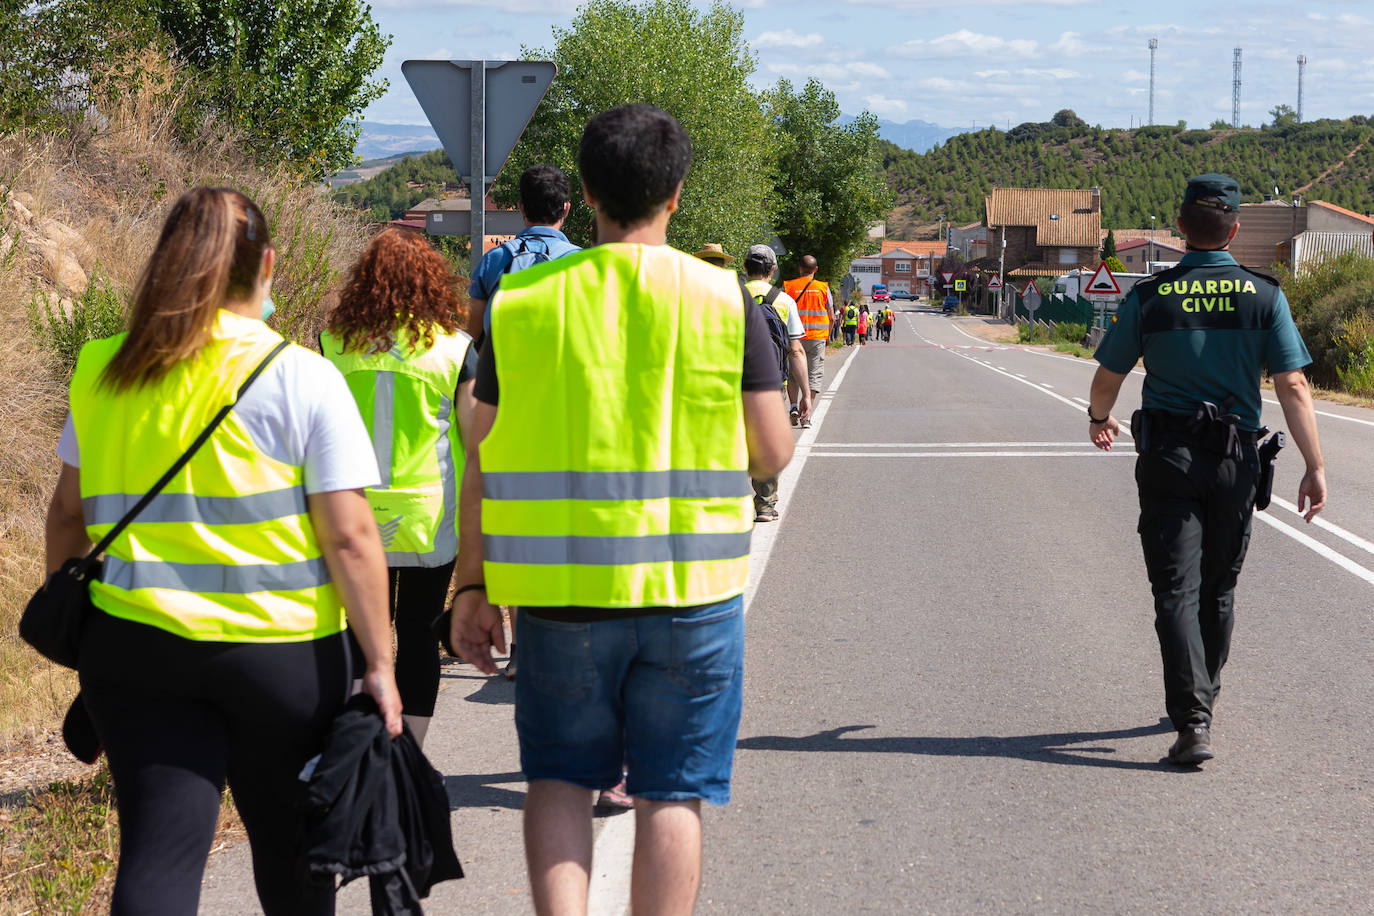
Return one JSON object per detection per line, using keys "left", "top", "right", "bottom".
{"left": 692, "top": 243, "right": 735, "bottom": 265}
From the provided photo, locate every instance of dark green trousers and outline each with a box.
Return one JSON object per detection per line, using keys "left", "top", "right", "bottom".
{"left": 1136, "top": 439, "right": 1258, "bottom": 731}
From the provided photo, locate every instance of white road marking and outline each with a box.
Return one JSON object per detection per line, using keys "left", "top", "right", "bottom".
{"left": 807, "top": 450, "right": 1135, "bottom": 458}
{"left": 585, "top": 346, "right": 860, "bottom": 916}
{"left": 1269, "top": 496, "right": 1374, "bottom": 558}
{"left": 1073, "top": 397, "right": 1089, "bottom": 405}
{"left": 915, "top": 314, "right": 1374, "bottom": 587}
{"left": 1252, "top": 511, "right": 1374, "bottom": 586}
{"left": 1261, "top": 397, "right": 1374, "bottom": 430}
{"left": 803, "top": 441, "right": 1092, "bottom": 448}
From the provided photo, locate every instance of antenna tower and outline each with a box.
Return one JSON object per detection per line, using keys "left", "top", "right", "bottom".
{"left": 1148, "top": 39, "right": 1158, "bottom": 125}
{"left": 1297, "top": 54, "right": 1307, "bottom": 122}
{"left": 1232, "top": 48, "right": 1242, "bottom": 127}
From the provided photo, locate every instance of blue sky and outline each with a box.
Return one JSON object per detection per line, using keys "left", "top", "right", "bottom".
{"left": 363, "top": 0, "right": 1374, "bottom": 131}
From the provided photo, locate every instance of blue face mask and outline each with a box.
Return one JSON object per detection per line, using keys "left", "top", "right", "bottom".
{"left": 260, "top": 297, "right": 276, "bottom": 322}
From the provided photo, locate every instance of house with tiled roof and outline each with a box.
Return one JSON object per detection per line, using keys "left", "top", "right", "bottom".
{"left": 985, "top": 187, "right": 1102, "bottom": 278}
{"left": 1117, "top": 237, "right": 1185, "bottom": 271}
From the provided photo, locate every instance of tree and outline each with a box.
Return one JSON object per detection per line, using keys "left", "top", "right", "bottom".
{"left": 150, "top": 0, "right": 390, "bottom": 178}
{"left": 1105, "top": 255, "right": 1126, "bottom": 273}
{"left": 1269, "top": 104, "right": 1298, "bottom": 130}
{"left": 1102, "top": 229, "right": 1118, "bottom": 261}
{"left": 1209, "top": 119, "right": 1230, "bottom": 130}
{"left": 1052, "top": 109, "right": 1087, "bottom": 132}
{"left": 766, "top": 78, "right": 893, "bottom": 280}
{"left": 501, "top": 0, "right": 773, "bottom": 256}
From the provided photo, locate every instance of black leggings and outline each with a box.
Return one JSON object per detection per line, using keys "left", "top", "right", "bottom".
{"left": 390, "top": 560, "right": 455, "bottom": 717}
{"left": 79, "top": 611, "right": 349, "bottom": 916}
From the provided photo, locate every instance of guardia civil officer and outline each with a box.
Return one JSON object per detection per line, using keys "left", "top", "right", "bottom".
{"left": 1086, "top": 174, "right": 1327, "bottom": 766}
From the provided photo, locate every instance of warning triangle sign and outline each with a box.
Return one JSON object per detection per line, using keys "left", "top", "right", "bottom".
{"left": 1085, "top": 262, "right": 1121, "bottom": 295}
{"left": 986, "top": 275, "right": 1002, "bottom": 290}
{"left": 1021, "top": 280, "right": 1037, "bottom": 296}
{"left": 941, "top": 272, "right": 955, "bottom": 284}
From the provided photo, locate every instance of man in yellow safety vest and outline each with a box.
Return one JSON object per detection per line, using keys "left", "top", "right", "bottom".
{"left": 449, "top": 104, "right": 794, "bottom": 914}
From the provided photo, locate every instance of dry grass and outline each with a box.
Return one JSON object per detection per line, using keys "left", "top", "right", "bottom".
{"left": 0, "top": 53, "right": 373, "bottom": 752}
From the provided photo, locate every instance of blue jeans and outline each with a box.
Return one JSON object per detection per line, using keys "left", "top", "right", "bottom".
{"left": 514, "top": 595, "right": 745, "bottom": 805}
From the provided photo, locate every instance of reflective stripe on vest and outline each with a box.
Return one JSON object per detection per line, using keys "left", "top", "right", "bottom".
{"left": 321, "top": 325, "right": 470, "bottom": 568}
{"left": 69, "top": 310, "right": 344, "bottom": 643}
{"left": 784, "top": 277, "right": 830, "bottom": 339}
{"left": 481, "top": 243, "right": 752, "bottom": 609}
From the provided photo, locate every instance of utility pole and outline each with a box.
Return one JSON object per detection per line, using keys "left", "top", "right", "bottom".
{"left": 1148, "top": 39, "right": 1158, "bottom": 126}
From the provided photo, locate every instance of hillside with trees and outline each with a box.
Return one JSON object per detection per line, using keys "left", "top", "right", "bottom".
{"left": 882, "top": 109, "right": 1374, "bottom": 235}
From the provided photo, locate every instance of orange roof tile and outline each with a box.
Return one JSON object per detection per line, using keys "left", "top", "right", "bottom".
{"left": 985, "top": 188, "right": 1101, "bottom": 248}
{"left": 881, "top": 239, "right": 944, "bottom": 256}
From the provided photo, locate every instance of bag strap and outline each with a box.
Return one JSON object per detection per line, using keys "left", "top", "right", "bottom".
{"left": 78, "top": 339, "right": 290, "bottom": 572}
{"left": 763, "top": 286, "right": 781, "bottom": 306}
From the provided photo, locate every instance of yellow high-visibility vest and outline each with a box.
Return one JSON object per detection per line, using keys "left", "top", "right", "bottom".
{"left": 480, "top": 243, "right": 752, "bottom": 608}
{"left": 70, "top": 310, "right": 344, "bottom": 642}
{"left": 321, "top": 324, "right": 471, "bottom": 567}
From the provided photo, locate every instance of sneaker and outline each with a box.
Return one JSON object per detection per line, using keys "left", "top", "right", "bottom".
{"left": 801, "top": 417, "right": 812, "bottom": 428}
{"left": 789, "top": 405, "right": 800, "bottom": 427}
{"left": 504, "top": 643, "right": 518, "bottom": 681}
{"left": 754, "top": 506, "right": 779, "bottom": 523}
{"left": 596, "top": 779, "right": 633, "bottom": 810}
{"left": 1167, "top": 725, "right": 1214, "bottom": 765}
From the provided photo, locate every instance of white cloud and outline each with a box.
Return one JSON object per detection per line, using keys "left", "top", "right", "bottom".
{"left": 1122, "top": 69, "right": 1149, "bottom": 81}
{"left": 894, "top": 30, "right": 1038, "bottom": 59}
{"left": 918, "top": 77, "right": 960, "bottom": 92}
{"left": 975, "top": 69, "right": 1010, "bottom": 78}
{"left": 850, "top": 61, "right": 892, "bottom": 79}
{"left": 1049, "top": 31, "right": 1084, "bottom": 55}
{"left": 863, "top": 94, "right": 908, "bottom": 117}
{"left": 1018, "top": 68, "right": 1081, "bottom": 80}
{"left": 754, "top": 28, "right": 826, "bottom": 49}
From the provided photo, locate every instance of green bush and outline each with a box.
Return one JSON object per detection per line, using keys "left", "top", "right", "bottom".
{"left": 26, "top": 272, "right": 127, "bottom": 378}
{"left": 1335, "top": 313, "right": 1374, "bottom": 397}
{"left": 1282, "top": 251, "right": 1374, "bottom": 388}
{"left": 1055, "top": 322, "right": 1087, "bottom": 343}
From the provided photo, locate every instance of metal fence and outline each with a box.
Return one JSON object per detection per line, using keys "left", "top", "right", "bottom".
{"left": 1010, "top": 292, "right": 1095, "bottom": 327}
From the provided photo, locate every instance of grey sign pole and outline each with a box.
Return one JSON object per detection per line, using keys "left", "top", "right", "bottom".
{"left": 469, "top": 62, "right": 486, "bottom": 279}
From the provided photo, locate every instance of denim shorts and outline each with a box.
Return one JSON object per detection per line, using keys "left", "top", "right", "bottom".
{"left": 513, "top": 595, "right": 745, "bottom": 806}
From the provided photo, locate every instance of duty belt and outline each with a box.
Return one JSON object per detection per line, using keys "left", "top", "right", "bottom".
{"left": 1140, "top": 403, "right": 1256, "bottom": 460}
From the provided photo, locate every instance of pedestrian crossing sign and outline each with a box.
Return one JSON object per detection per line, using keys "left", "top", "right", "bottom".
{"left": 954, "top": 279, "right": 967, "bottom": 291}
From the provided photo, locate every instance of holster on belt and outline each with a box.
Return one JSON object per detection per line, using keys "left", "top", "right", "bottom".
{"left": 1254, "top": 429, "right": 1286, "bottom": 511}
{"left": 1189, "top": 400, "right": 1245, "bottom": 461}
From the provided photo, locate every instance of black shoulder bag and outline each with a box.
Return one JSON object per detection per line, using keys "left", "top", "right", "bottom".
{"left": 20, "top": 340, "right": 289, "bottom": 670}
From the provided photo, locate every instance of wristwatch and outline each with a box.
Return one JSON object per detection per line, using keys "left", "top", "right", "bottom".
{"left": 1087, "top": 406, "right": 1109, "bottom": 424}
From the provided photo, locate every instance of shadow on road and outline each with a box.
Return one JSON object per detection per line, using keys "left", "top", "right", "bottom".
{"left": 443, "top": 770, "right": 526, "bottom": 811}
{"left": 736, "top": 719, "right": 1180, "bottom": 772}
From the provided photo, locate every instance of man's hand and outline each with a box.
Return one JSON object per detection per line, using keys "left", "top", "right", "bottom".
{"left": 1090, "top": 417, "right": 1121, "bottom": 450}
{"left": 450, "top": 589, "right": 508, "bottom": 676}
{"left": 1297, "top": 466, "right": 1327, "bottom": 522}
{"left": 797, "top": 388, "right": 814, "bottom": 423}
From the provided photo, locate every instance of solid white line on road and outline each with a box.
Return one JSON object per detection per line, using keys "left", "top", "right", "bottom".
{"left": 1269, "top": 496, "right": 1374, "bottom": 558}
{"left": 917, "top": 315, "right": 1374, "bottom": 587}
{"left": 1073, "top": 397, "right": 1089, "bottom": 405}
{"left": 801, "top": 441, "right": 1093, "bottom": 448}
{"left": 1261, "top": 396, "right": 1374, "bottom": 430}
{"left": 585, "top": 345, "right": 860, "bottom": 916}
{"left": 1252, "top": 510, "right": 1374, "bottom": 587}
{"left": 807, "top": 450, "right": 1135, "bottom": 458}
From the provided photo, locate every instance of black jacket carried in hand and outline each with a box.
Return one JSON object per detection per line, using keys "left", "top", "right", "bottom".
{"left": 302, "top": 695, "right": 462, "bottom": 915}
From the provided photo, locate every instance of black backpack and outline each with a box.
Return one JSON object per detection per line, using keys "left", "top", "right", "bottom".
{"left": 745, "top": 281, "right": 790, "bottom": 385}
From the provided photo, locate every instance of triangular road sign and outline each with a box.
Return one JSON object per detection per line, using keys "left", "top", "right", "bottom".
{"left": 1085, "top": 262, "right": 1122, "bottom": 295}
{"left": 1021, "top": 280, "right": 1036, "bottom": 296}
{"left": 986, "top": 275, "right": 1002, "bottom": 290}
{"left": 941, "top": 271, "right": 955, "bottom": 284}
{"left": 402, "top": 59, "right": 557, "bottom": 180}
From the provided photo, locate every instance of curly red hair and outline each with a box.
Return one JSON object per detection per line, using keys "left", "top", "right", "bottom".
{"left": 329, "top": 228, "right": 466, "bottom": 354}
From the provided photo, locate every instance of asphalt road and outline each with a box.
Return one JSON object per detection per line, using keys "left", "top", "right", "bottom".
{"left": 201, "top": 305, "right": 1374, "bottom": 914}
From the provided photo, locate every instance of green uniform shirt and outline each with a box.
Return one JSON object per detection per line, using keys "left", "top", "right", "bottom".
{"left": 1094, "top": 251, "right": 1311, "bottom": 430}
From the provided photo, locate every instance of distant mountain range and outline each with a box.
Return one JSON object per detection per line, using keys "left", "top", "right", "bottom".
{"left": 841, "top": 116, "right": 971, "bottom": 153}
{"left": 354, "top": 121, "right": 441, "bottom": 161}
{"left": 354, "top": 116, "right": 966, "bottom": 164}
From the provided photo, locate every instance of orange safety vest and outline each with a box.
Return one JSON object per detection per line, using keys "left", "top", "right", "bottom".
{"left": 784, "top": 277, "right": 831, "bottom": 340}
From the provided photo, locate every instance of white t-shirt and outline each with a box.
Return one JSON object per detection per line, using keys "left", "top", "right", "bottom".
{"left": 57, "top": 344, "right": 379, "bottom": 495}
{"left": 745, "top": 279, "right": 805, "bottom": 339}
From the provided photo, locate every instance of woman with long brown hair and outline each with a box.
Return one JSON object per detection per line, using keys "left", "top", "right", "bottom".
{"left": 321, "top": 228, "right": 477, "bottom": 746}
{"left": 44, "top": 187, "right": 401, "bottom": 915}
